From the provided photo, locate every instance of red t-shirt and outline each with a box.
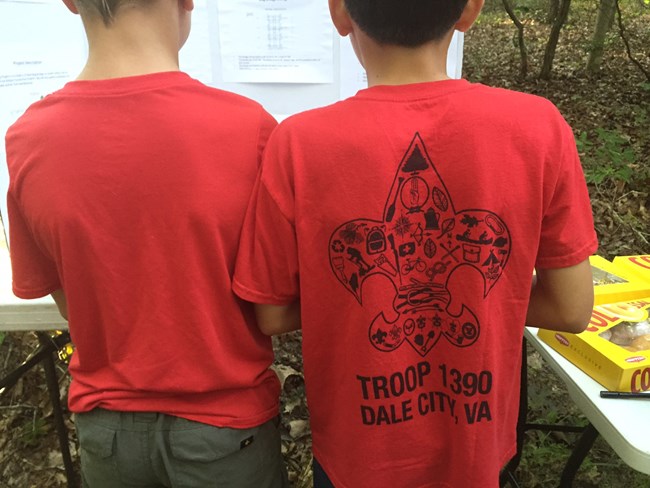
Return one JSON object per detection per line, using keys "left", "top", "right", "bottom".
{"left": 234, "top": 80, "right": 597, "bottom": 486}
{"left": 6, "top": 71, "right": 280, "bottom": 428}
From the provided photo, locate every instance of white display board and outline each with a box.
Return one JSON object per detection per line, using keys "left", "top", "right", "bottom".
{"left": 0, "top": 0, "right": 464, "bottom": 240}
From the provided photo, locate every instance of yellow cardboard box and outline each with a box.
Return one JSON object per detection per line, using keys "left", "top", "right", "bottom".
{"left": 590, "top": 255, "right": 650, "bottom": 305}
{"left": 612, "top": 255, "right": 650, "bottom": 285}
{"left": 538, "top": 299, "right": 650, "bottom": 392}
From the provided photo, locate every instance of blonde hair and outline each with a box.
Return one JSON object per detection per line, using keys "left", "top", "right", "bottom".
{"left": 75, "top": 0, "right": 151, "bottom": 25}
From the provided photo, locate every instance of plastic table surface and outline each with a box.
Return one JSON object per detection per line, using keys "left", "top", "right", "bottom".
{"left": 525, "top": 327, "right": 650, "bottom": 475}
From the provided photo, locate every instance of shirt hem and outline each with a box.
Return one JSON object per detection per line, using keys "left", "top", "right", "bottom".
{"left": 70, "top": 402, "right": 280, "bottom": 430}
{"left": 232, "top": 278, "right": 297, "bottom": 306}
{"left": 12, "top": 284, "right": 60, "bottom": 300}
{"left": 313, "top": 441, "right": 518, "bottom": 488}
{"left": 536, "top": 236, "right": 598, "bottom": 269}
{"left": 163, "top": 405, "right": 280, "bottom": 430}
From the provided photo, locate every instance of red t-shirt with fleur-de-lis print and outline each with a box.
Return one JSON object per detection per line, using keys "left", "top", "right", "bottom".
{"left": 234, "top": 79, "right": 598, "bottom": 488}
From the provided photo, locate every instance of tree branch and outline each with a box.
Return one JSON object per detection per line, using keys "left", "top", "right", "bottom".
{"left": 615, "top": 0, "right": 650, "bottom": 81}
{"left": 502, "top": 0, "right": 528, "bottom": 78}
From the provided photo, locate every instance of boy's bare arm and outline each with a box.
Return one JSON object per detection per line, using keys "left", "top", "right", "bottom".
{"left": 526, "top": 259, "right": 594, "bottom": 333}
{"left": 51, "top": 289, "right": 68, "bottom": 320}
{"left": 254, "top": 302, "right": 301, "bottom": 336}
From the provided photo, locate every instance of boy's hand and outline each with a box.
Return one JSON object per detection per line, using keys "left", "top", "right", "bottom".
{"left": 527, "top": 259, "right": 594, "bottom": 333}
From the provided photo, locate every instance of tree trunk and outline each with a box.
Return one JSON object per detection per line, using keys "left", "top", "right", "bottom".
{"left": 586, "top": 0, "right": 617, "bottom": 74}
{"left": 548, "top": 0, "right": 560, "bottom": 23}
{"left": 502, "top": 0, "right": 528, "bottom": 78}
{"left": 540, "top": 0, "right": 572, "bottom": 80}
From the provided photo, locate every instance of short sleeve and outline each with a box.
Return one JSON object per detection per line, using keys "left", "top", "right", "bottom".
{"left": 535, "top": 120, "right": 598, "bottom": 269}
{"left": 233, "top": 131, "right": 299, "bottom": 304}
{"left": 7, "top": 192, "right": 60, "bottom": 298}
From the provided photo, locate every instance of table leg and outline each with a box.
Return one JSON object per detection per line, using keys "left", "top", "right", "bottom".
{"left": 499, "top": 340, "right": 528, "bottom": 487}
{"left": 558, "top": 422, "right": 599, "bottom": 488}
{"left": 38, "top": 333, "right": 77, "bottom": 488}
{"left": 505, "top": 337, "right": 593, "bottom": 488}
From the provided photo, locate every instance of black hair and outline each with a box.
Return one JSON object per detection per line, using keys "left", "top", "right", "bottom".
{"left": 343, "top": 0, "right": 469, "bottom": 46}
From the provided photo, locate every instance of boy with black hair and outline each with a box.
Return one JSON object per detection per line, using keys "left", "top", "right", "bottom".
{"left": 234, "top": 0, "right": 596, "bottom": 486}
{"left": 5, "top": 1, "right": 287, "bottom": 486}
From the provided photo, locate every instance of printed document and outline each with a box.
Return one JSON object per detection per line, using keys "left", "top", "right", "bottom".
{"left": 217, "top": 0, "right": 333, "bottom": 83}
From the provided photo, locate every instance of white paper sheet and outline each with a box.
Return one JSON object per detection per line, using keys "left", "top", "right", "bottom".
{"left": 0, "top": 0, "right": 86, "bottom": 242}
{"left": 339, "top": 31, "right": 465, "bottom": 99}
{"left": 180, "top": 0, "right": 213, "bottom": 83}
{"left": 217, "top": 0, "right": 333, "bottom": 83}
{"left": 447, "top": 31, "right": 465, "bottom": 79}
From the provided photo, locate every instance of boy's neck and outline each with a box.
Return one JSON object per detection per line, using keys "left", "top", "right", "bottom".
{"left": 357, "top": 32, "right": 454, "bottom": 87}
{"left": 77, "top": 8, "right": 183, "bottom": 80}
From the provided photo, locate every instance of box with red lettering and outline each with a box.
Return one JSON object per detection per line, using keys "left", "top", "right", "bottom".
{"left": 538, "top": 299, "right": 650, "bottom": 392}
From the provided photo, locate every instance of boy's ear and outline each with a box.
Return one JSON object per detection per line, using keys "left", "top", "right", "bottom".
{"left": 455, "top": 0, "right": 484, "bottom": 33}
{"left": 329, "top": 0, "right": 353, "bottom": 37}
{"left": 61, "top": 0, "right": 79, "bottom": 15}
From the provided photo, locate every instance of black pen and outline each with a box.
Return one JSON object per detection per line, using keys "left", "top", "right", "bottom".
{"left": 600, "top": 391, "right": 650, "bottom": 399}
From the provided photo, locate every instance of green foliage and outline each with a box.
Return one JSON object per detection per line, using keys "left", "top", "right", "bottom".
{"left": 577, "top": 128, "right": 639, "bottom": 186}
{"left": 520, "top": 430, "right": 601, "bottom": 487}
{"left": 519, "top": 425, "right": 650, "bottom": 487}
{"left": 19, "top": 417, "right": 49, "bottom": 448}
{"left": 0, "top": 331, "right": 5, "bottom": 347}
{"left": 633, "top": 106, "right": 648, "bottom": 126}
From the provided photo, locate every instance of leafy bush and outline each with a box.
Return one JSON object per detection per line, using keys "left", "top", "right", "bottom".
{"left": 577, "top": 128, "right": 647, "bottom": 188}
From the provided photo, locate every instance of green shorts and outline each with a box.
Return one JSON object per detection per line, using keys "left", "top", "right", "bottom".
{"left": 75, "top": 409, "right": 288, "bottom": 488}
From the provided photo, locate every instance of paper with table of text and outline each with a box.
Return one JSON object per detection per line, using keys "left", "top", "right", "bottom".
{"left": 217, "top": 0, "right": 333, "bottom": 83}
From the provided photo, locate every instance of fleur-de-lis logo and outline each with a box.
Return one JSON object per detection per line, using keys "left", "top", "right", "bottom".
{"left": 329, "top": 133, "right": 511, "bottom": 356}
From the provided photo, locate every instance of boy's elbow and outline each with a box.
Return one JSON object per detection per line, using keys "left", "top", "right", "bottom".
{"left": 555, "top": 297, "right": 594, "bottom": 334}
{"left": 557, "top": 311, "right": 591, "bottom": 334}
{"left": 257, "top": 320, "right": 286, "bottom": 336}
{"left": 258, "top": 324, "right": 274, "bottom": 336}
{"left": 257, "top": 319, "right": 300, "bottom": 336}
{"left": 532, "top": 261, "right": 595, "bottom": 334}
{"left": 254, "top": 302, "right": 301, "bottom": 336}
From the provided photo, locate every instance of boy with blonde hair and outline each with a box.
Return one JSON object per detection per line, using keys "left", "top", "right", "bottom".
{"left": 234, "top": 0, "right": 597, "bottom": 486}
{"left": 5, "top": 1, "right": 287, "bottom": 486}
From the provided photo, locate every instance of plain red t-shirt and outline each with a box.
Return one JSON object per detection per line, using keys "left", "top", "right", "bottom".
{"left": 7, "top": 71, "right": 280, "bottom": 428}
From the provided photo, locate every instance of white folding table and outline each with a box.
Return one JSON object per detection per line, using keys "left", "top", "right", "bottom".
{"left": 513, "top": 327, "right": 650, "bottom": 486}
{"left": 0, "top": 245, "right": 74, "bottom": 486}
{"left": 0, "top": 245, "right": 67, "bottom": 331}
